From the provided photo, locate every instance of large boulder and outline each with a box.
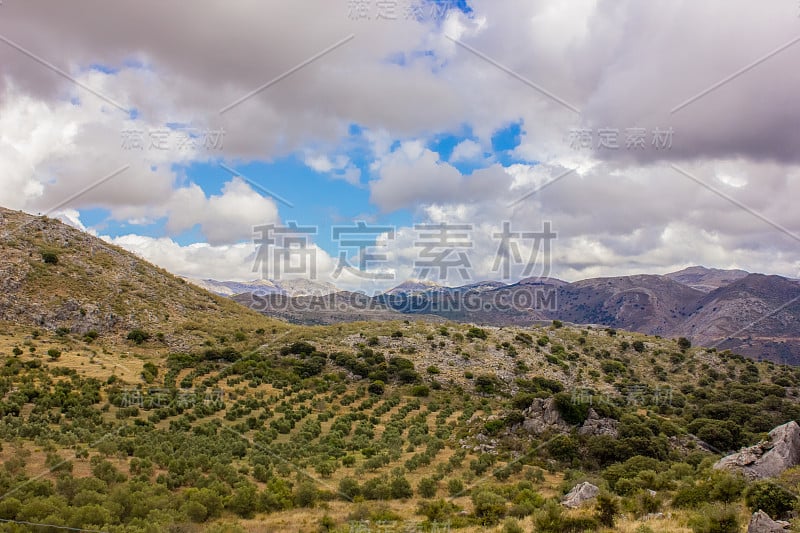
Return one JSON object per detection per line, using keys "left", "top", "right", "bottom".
{"left": 561, "top": 482, "right": 600, "bottom": 508}
{"left": 578, "top": 408, "right": 619, "bottom": 438}
{"left": 522, "top": 397, "right": 570, "bottom": 434}
{"left": 714, "top": 421, "right": 800, "bottom": 480}
{"left": 747, "top": 510, "right": 791, "bottom": 532}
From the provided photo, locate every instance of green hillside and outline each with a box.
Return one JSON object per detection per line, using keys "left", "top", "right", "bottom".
{"left": 1, "top": 210, "right": 799, "bottom": 532}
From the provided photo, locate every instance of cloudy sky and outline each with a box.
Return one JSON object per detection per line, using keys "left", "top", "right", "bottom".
{"left": 2, "top": 0, "right": 800, "bottom": 291}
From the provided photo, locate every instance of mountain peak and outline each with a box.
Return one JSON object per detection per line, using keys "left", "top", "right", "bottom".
{"left": 666, "top": 265, "right": 750, "bottom": 292}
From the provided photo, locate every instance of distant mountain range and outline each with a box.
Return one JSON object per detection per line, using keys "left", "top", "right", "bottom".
{"left": 1, "top": 204, "right": 798, "bottom": 365}
{"left": 187, "top": 278, "right": 340, "bottom": 298}
{"left": 206, "top": 267, "right": 800, "bottom": 365}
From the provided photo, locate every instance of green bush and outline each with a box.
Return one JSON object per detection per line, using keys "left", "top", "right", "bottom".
{"left": 294, "top": 481, "right": 318, "bottom": 508}
{"left": 368, "top": 381, "right": 385, "bottom": 395}
{"left": 595, "top": 493, "right": 618, "bottom": 527}
{"left": 184, "top": 500, "right": 209, "bottom": 522}
{"left": 472, "top": 490, "right": 507, "bottom": 525}
{"left": 41, "top": 251, "right": 58, "bottom": 264}
{"left": 474, "top": 374, "right": 502, "bottom": 394}
{"left": 744, "top": 480, "right": 797, "bottom": 518}
{"left": 390, "top": 475, "right": 413, "bottom": 499}
{"left": 418, "top": 477, "right": 437, "bottom": 498}
{"left": 417, "top": 499, "right": 458, "bottom": 522}
{"left": 410, "top": 385, "right": 430, "bottom": 397}
{"left": 553, "top": 392, "right": 589, "bottom": 425}
{"left": 467, "top": 327, "right": 488, "bottom": 340}
{"left": 447, "top": 478, "right": 464, "bottom": 497}
{"left": 338, "top": 477, "right": 360, "bottom": 500}
{"left": 502, "top": 517, "right": 524, "bottom": 533}
{"left": 546, "top": 435, "right": 580, "bottom": 462}
{"left": 688, "top": 503, "right": 739, "bottom": 533}
{"left": 47, "top": 348, "right": 61, "bottom": 360}
{"left": 127, "top": 329, "right": 150, "bottom": 345}
{"left": 533, "top": 501, "right": 599, "bottom": 532}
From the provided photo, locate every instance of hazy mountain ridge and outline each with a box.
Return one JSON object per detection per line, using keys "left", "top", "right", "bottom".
{"left": 229, "top": 266, "right": 800, "bottom": 363}
{"left": 187, "top": 277, "right": 340, "bottom": 297}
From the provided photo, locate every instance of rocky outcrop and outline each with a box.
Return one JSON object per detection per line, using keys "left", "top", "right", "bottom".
{"left": 747, "top": 510, "right": 790, "bottom": 532}
{"left": 561, "top": 482, "right": 599, "bottom": 508}
{"left": 714, "top": 421, "right": 800, "bottom": 480}
{"left": 522, "top": 397, "right": 570, "bottom": 434}
{"left": 578, "top": 409, "right": 619, "bottom": 437}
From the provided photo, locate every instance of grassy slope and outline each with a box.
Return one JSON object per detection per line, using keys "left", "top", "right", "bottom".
{"left": 1, "top": 209, "right": 800, "bottom": 531}
{"left": 0, "top": 318, "right": 799, "bottom": 532}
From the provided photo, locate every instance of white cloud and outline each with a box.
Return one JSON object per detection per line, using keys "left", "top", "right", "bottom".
{"left": 303, "top": 152, "right": 362, "bottom": 185}
{"left": 2, "top": 0, "right": 800, "bottom": 283}
{"left": 449, "top": 139, "right": 485, "bottom": 163}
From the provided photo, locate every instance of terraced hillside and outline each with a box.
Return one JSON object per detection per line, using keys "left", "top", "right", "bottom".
{"left": 1, "top": 317, "right": 800, "bottom": 532}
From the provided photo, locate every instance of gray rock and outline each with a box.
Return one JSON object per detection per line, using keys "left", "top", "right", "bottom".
{"left": 747, "top": 510, "right": 791, "bottom": 532}
{"left": 561, "top": 482, "right": 599, "bottom": 508}
{"left": 522, "top": 397, "right": 570, "bottom": 434}
{"left": 714, "top": 421, "right": 800, "bottom": 480}
{"left": 578, "top": 408, "right": 619, "bottom": 438}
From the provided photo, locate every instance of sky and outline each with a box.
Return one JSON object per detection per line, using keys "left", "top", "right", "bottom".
{"left": 2, "top": 0, "right": 800, "bottom": 293}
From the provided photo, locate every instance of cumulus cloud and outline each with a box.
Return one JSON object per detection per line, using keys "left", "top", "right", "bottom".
{"left": 449, "top": 139, "right": 485, "bottom": 163}
{"left": 2, "top": 0, "right": 799, "bottom": 284}
{"left": 370, "top": 142, "right": 513, "bottom": 212}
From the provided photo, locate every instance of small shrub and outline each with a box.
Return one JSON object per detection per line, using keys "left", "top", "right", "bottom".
{"left": 418, "top": 477, "right": 437, "bottom": 498}
{"left": 688, "top": 503, "right": 739, "bottom": 533}
{"left": 41, "top": 251, "right": 59, "bottom": 264}
{"left": 471, "top": 490, "right": 507, "bottom": 525}
{"left": 595, "top": 493, "right": 618, "bottom": 527}
{"left": 502, "top": 517, "right": 524, "bottom": 533}
{"left": 466, "top": 327, "right": 488, "bottom": 340}
{"left": 533, "top": 501, "right": 598, "bottom": 532}
{"left": 368, "top": 381, "right": 385, "bottom": 395}
{"left": 47, "top": 348, "right": 61, "bottom": 360}
{"left": 410, "top": 385, "right": 430, "bottom": 397}
{"left": 447, "top": 478, "right": 464, "bottom": 497}
{"left": 127, "top": 329, "right": 150, "bottom": 345}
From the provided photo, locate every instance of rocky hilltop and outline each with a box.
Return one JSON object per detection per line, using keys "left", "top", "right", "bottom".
{"left": 0, "top": 207, "right": 275, "bottom": 350}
